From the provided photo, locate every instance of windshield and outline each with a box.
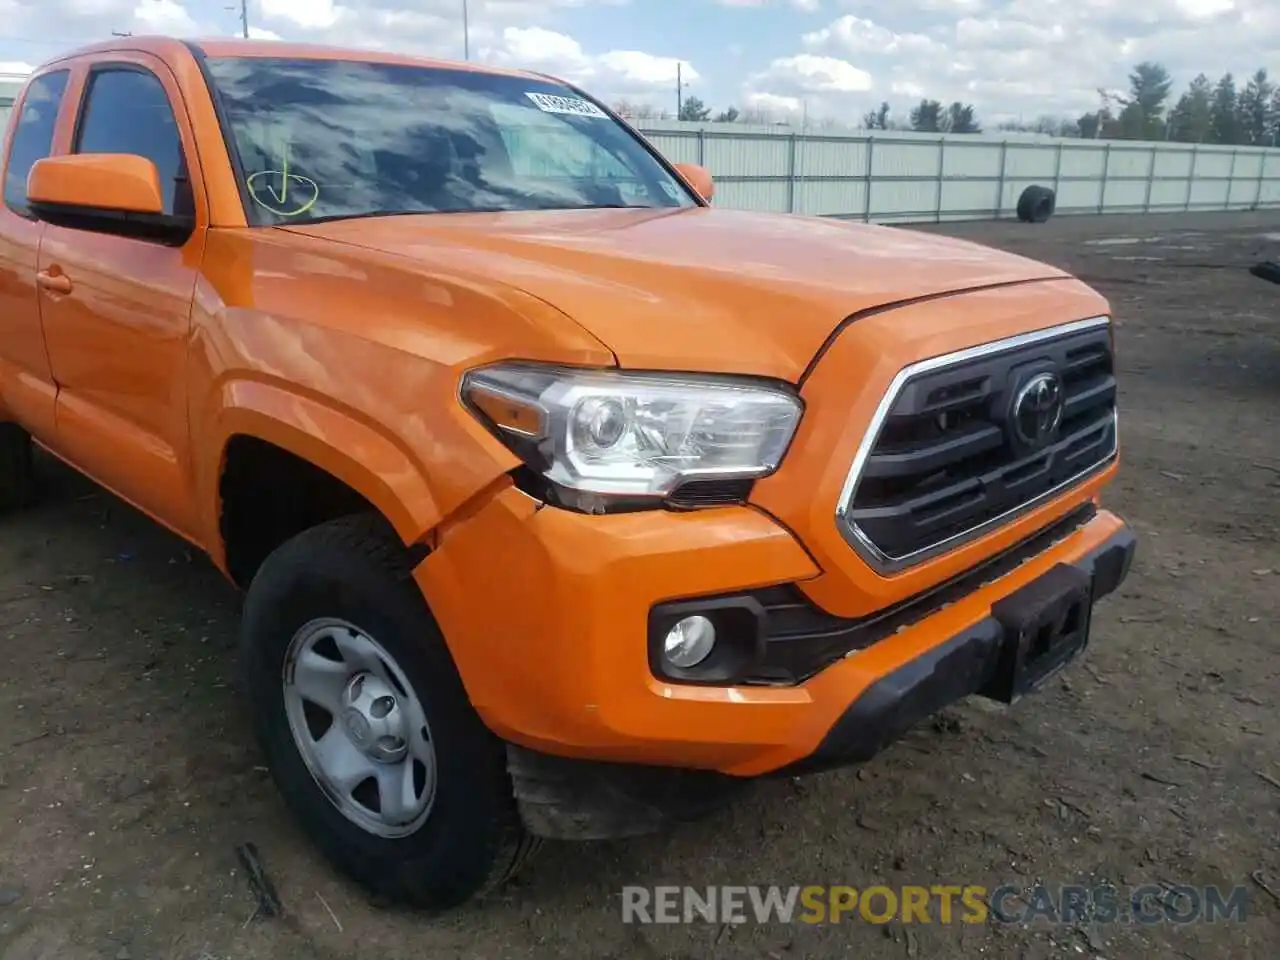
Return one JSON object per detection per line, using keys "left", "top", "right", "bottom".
{"left": 203, "top": 57, "right": 698, "bottom": 225}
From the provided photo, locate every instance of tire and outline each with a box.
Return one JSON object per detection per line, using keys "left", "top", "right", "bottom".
{"left": 1016, "top": 185, "right": 1056, "bottom": 223}
{"left": 240, "top": 513, "right": 540, "bottom": 911}
{"left": 0, "top": 423, "right": 35, "bottom": 513}
{"left": 1249, "top": 261, "right": 1280, "bottom": 285}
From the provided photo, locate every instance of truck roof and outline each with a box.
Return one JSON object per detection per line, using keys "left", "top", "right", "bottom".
{"left": 38, "top": 35, "right": 550, "bottom": 83}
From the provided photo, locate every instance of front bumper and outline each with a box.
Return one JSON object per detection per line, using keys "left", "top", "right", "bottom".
{"left": 415, "top": 482, "right": 1135, "bottom": 779}
{"left": 776, "top": 523, "right": 1135, "bottom": 777}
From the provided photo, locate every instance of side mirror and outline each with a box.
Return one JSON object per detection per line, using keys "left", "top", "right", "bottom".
{"left": 28, "top": 154, "right": 166, "bottom": 216}
{"left": 27, "top": 153, "right": 190, "bottom": 244}
{"left": 674, "top": 162, "right": 714, "bottom": 202}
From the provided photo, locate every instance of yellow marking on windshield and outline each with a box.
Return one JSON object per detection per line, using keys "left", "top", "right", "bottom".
{"left": 245, "top": 134, "right": 320, "bottom": 217}
{"left": 247, "top": 170, "right": 320, "bottom": 217}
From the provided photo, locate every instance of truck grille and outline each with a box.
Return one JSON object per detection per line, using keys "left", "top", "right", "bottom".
{"left": 836, "top": 316, "right": 1117, "bottom": 573}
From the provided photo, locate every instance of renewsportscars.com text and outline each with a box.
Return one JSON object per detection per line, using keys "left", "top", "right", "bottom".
{"left": 621, "top": 884, "right": 1250, "bottom": 926}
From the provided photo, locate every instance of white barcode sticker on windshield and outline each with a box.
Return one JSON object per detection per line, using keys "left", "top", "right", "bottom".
{"left": 525, "top": 91, "right": 608, "bottom": 118}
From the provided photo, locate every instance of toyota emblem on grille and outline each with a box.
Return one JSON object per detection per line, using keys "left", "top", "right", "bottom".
{"left": 1011, "top": 371, "right": 1064, "bottom": 448}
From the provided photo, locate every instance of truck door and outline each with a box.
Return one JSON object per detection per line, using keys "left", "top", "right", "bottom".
{"left": 0, "top": 69, "right": 71, "bottom": 441}
{"left": 36, "top": 52, "right": 206, "bottom": 540}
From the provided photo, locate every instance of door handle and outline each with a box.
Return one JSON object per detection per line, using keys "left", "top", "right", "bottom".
{"left": 36, "top": 270, "right": 72, "bottom": 294}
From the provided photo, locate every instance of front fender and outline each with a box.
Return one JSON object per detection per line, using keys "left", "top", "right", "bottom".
{"left": 197, "top": 378, "right": 512, "bottom": 571}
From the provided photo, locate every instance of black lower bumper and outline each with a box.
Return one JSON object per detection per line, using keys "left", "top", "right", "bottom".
{"left": 507, "top": 524, "right": 1136, "bottom": 841}
{"left": 773, "top": 524, "right": 1137, "bottom": 778}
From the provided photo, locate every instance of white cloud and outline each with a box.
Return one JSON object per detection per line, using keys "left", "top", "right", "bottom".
{"left": 599, "top": 49, "right": 691, "bottom": 87}
{"left": 0, "top": 0, "right": 688, "bottom": 112}
{"left": 3, "top": 0, "right": 209, "bottom": 43}
{"left": 744, "top": 90, "right": 803, "bottom": 114}
{"left": 803, "top": 15, "right": 943, "bottom": 56}
{"left": 742, "top": 52, "right": 872, "bottom": 121}
{"left": 837, "top": 0, "right": 984, "bottom": 10}
{"left": 717, "top": 0, "right": 821, "bottom": 8}
{"left": 483, "top": 25, "right": 695, "bottom": 97}
{"left": 246, "top": 0, "right": 682, "bottom": 101}
{"left": 749, "top": 0, "right": 1280, "bottom": 126}
{"left": 5, "top": 0, "right": 1280, "bottom": 131}
{"left": 260, "top": 0, "right": 339, "bottom": 31}
{"left": 133, "top": 0, "right": 199, "bottom": 32}
{"left": 493, "top": 24, "right": 585, "bottom": 67}
{"left": 1173, "top": 0, "right": 1233, "bottom": 17}
{"left": 750, "top": 53, "right": 871, "bottom": 94}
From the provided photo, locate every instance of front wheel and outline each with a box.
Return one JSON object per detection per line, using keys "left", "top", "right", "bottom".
{"left": 240, "top": 514, "right": 540, "bottom": 911}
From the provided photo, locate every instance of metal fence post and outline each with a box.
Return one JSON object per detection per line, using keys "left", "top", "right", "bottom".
{"left": 1143, "top": 145, "right": 1157, "bottom": 213}
{"left": 1053, "top": 142, "right": 1063, "bottom": 201}
{"left": 1098, "top": 143, "right": 1111, "bottom": 214}
{"left": 787, "top": 132, "right": 797, "bottom": 214}
{"left": 795, "top": 130, "right": 807, "bottom": 216}
{"left": 863, "top": 137, "right": 874, "bottom": 222}
{"left": 697, "top": 128, "right": 706, "bottom": 166}
{"left": 1254, "top": 149, "right": 1267, "bottom": 210}
{"left": 1226, "top": 148, "right": 1238, "bottom": 210}
{"left": 996, "top": 140, "right": 1008, "bottom": 218}
{"left": 1185, "top": 145, "right": 1197, "bottom": 211}
{"left": 936, "top": 139, "right": 945, "bottom": 222}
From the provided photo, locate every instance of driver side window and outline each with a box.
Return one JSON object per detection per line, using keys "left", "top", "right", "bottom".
{"left": 74, "top": 67, "right": 193, "bottom": 218}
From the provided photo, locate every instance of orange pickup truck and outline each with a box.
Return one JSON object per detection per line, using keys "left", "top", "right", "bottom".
{"left": 0, "top": 37, "right": 1135, "bottom": 910}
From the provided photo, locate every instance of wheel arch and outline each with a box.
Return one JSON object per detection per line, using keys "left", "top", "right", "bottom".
{"left": 203, "top": 379, "right": 444, "bottom": 583}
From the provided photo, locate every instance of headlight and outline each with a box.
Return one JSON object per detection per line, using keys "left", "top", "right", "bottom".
{"left": 461, "top": 363, "right": 803, "bottom": 507}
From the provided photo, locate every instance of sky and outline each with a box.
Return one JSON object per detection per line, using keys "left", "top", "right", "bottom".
{"left": 0, "top": 0, "right": 1278, "bottom": 125}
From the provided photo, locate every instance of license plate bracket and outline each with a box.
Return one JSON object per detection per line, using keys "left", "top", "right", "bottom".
{"left": 983, "top": 562, "right": 1093, "bottom": 704}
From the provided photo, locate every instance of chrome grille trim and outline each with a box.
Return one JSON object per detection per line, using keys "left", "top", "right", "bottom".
{"left": 835, "top": 315, "right": 1117, "bottom": 575}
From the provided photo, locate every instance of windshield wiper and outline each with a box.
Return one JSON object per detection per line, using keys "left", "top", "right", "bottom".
{"left": 284, "top": 209, "right": 431, "bottom": 226}
{"left": 282, "top": 203, "right": 666, "bottom": 226}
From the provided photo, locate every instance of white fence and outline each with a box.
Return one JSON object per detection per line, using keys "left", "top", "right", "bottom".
{"left": 636, "top": 120, "right": 1280, "bottom": 224}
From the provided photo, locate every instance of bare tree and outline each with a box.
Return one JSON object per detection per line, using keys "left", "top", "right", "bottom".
{"left": 863, "top": 101, "right": 890, "bottom": 129}
{"left": 740, "top": 105, "right": 778, "bottom": 125}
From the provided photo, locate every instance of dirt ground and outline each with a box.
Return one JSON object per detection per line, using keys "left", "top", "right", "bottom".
{"left": 2, "top": 210, "right": 1278, "bottom": 960}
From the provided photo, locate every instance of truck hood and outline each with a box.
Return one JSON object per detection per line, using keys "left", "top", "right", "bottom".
{"left": 282, "top": 207, "right": 1069, "bottom": 380}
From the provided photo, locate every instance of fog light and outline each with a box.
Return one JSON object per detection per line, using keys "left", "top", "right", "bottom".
{"left": 663, "top": 615, "right": 716, "bottom": 668}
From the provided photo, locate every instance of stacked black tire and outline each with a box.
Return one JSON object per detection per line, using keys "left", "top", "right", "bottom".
{"left": 1016, "top": 185, "right": 1056, "bottom": 223}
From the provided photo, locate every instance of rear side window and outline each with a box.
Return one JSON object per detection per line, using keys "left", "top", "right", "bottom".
{"left": 75, "top": 68, "right": 189, "bottom": 216}
{"left": 4, "top": 70, "right": 70, "bottom": 215}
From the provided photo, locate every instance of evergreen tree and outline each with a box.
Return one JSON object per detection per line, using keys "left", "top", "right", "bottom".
{"left": 1237, "top": 69, "right": 1275, "bottom": 145}
{"left": 1209, "top": 73, "right": 1240, "bottom": 144}
{"left": 910, "top": 99, "right": 943, "bottom": 132}
{"left": 945, "top": 102, "right": 981, "bottom": 133}
{"left": 1168, "top": 74, "right": 1213, "bottom": 143}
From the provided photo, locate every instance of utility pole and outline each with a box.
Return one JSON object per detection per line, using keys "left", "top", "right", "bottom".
{"left": 225, "top": 1, "right": 249, "bottom": 38}
{"left": 462, "top": 0, "right": 470, "bottom": 60}
{"left": 676, "top": 62, "right": 683, "bottom": 119}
